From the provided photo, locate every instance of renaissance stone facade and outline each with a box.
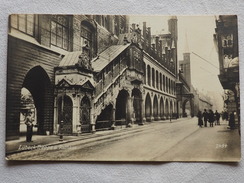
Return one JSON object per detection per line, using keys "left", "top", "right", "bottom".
{"left": 6, "top": 15, "right": 211, "bottom": 140}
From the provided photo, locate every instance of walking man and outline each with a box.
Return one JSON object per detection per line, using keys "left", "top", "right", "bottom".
{"left": 202, "top": 109, "right": 208, "bottom": 127}
{"left": 215, "top": 110, "right": 220, "bottom": 125}
{"left": 208, "top": 110, "right": 214, "bottom": 127}
{"left": 197, "top": 111, "right": 203, "bottom": 128}
{"left": 25, "top": 111, "right": 35, "bottom": 142}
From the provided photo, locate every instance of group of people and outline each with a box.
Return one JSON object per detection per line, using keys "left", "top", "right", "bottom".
{"left": 197, "top": 109, "right": 221, "bottom": 128}
{"left": 197, "top": 109, "right": 236, "bottom": 129}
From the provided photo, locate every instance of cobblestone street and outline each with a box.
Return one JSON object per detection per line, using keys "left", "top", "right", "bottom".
{"left": 6, "top": 118, "right": 240, "bottom": 162}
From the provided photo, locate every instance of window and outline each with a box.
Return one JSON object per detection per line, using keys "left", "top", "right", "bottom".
{"left": 163, "top": 75, "right": 165, "bottom": 92}
{"left": 10, "top": 14, "right": 34, "bottom": 36}
{"left": 152, "top": 68, "right": 155, "bottom": 88}
{"left": 81, "top": 21, "right": 96, "bottom": 58}
{"left": 160, "top": 73, "right": 162, "bottom": 91}
{"left": 222, "top": 34, "right": 233, "bottom": 48}
{"left": 81, "top": 26, "right": 92, "bottom": 48}
{"left": 147, "top": 65, "right": 151, "bottom": 86}
{"left": 156, "top": 71, "right": 159, "bottom": 89}
{"left": 51, "top": 15, "right": 69, "bottom": 50}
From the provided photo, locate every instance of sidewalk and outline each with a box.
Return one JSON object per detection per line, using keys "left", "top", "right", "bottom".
{"left": 6, "top": 118, "right": 185, "bottom": 155}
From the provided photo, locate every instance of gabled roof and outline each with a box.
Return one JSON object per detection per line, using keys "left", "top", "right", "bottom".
{"left": 56, "top": 77, "right": 95, "bottom": 89}
{"left": 91, "top": 44, "right": 130, "bottom": 72}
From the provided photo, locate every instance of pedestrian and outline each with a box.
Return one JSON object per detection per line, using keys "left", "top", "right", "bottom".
{"left": 197, "top": 111, "right": 203, "bottom": 128}
{"left": 208, "top": 110, "right": 214, "bottom": 127}
{"left": 215, "top": 110, "right": 220, "bottom": 125}
{"left": 25, "top": 111, "right": 34, "bottom": 142}
{"left": 202, "top": 109, "right": 208, "bottom": 127}
{"left": 229, "top": 112, "right": 235, "bottom": 130}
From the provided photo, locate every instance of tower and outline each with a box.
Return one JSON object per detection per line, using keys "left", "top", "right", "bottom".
{"left": 180, "top": 32, "right": 191, "bottom": 87}
{"left": 168, "top": 16, "right": 178, "bottom": 76}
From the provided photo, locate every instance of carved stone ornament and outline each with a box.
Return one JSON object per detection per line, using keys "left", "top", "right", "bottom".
{"left": 78, "top": 52, "right": 92, "bottom": 70}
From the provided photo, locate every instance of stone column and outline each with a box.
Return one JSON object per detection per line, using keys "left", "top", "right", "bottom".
{"left": 127, "top": 96, "right": 133, "bottom": 127}
{"left": 150, "top": 96, "right": 154, "bottom": 122}
{"left": 90, "top": 98, "right": 96, "bottom": 133}
{"left": 140, "top": 99, "right": 146, "bottom": 125}
{"left": 72, "top": 96, "right": 79, "bottom": 134}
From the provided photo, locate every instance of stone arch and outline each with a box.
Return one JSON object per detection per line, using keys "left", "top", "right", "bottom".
{"left": 132, "top": 88, "right": 142, "bottom": 124}
{"left": 96, "top": 104, "right": 113, "bottom": 130}
{"left": 170, "top": 100, "right": 173, "bottom": 116}
{"left": 57, "top": 95, "right": 73, "bottom": 134}
{"left": 115, "top": 89, "right": 130, "bottom": 122}
{"left": 165, "top": 98, "right": 169, "bottom": 119}
{"left": 153, "top": 95, "right": 158, "bottom": 120}
{"left": 182, "top": 98, "right": 193, "bottom": 117}
{"left": 22, "top": 66, "right": 52, "bottom": 135}
{"left": 160, "top": 97, "right": 164, "bottom": 119}
{"left": 145, "top": 93, "right": 152, "bottom": 121}
{"left": 80, "top": 96, "right": 91, "bottom": 132}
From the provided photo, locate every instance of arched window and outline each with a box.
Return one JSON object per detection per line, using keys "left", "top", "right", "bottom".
{"left": 81, "top": 21, "right": 96, "bottom": 58}
{"left": 165, "top": 77, "right": 168, "bottom": 93}
{"left": 80, "top": 96, "right": 91, "bottom": 125}
{"left": 160, "top": 73, "right": 162, "bottom": 91}
{"left": 163, "top": 75, "right": 165, "bottom": 92}
{"left": 152, "top": 68, "right": 155, "bottom": 88}
{"left": 147, "top": 65, "right": 151, "bottom": 86}
{"left": 156, "top": 70, "right": 159, "bottom": 89}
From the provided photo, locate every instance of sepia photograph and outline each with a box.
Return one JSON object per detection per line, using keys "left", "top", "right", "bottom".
{"left": 5, "top": 14, "right": 240, "bottom": 162}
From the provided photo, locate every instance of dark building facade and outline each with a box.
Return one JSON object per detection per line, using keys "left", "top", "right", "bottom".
{"left": 213, "top": 15, "right": 240, "bottom": 132}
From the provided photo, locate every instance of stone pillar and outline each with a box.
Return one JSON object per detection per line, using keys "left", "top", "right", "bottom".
{"left": 150, "top": 96, "right": 154, "bottom": 122}
{"left": 140, "top": 99, "right": 146, "bottom": 125}
{"left": 111, "top": 107, "right": 116, "bottom": 130}
{"left": 127, "top": 96, "right": 133, "bottom": 127}
{"left": 90, "top": 97, "right": 96, "bottom": 133}
{"left": 72, "top": 96, "right": 79, "bottom": 134}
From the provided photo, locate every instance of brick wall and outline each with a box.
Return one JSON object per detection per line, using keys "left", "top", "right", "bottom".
{"left": 6, "top": 36, "right": 62, "bottom": 140}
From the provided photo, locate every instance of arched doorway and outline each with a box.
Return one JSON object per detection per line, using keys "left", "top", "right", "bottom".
{"left": 170, "top": 100, "right": 173, "bottom": 118}
{"left": 165, "top": 99, "right": 169, "bottom": 119}
{"left": 182, "top": 99, "right": 191, "bottom": 117}
{"left": 22, "top": 66, "right": 52, "bottom": 135}
{"left": 58, "top": 95, "right": 73, "bottom": 134}
{"left": 132, "top": 88, "right": 142, "bottom": 124}
{"left": 160, "top": 97, "right": 164, "bottom": 119}
{"left": 115, "top": 90, "right": 129, "bottom": 124}
{"left": 145, "top": 93, "right": 152, "bottom": 121}
{"left": 80, "top": 96, "right": 91, "bottom": 132}
{"left": 153, "top": 95, "right": 158, "bottom": 120}
{"left": 96, "top": 104, "right": 113, "bottom": 130}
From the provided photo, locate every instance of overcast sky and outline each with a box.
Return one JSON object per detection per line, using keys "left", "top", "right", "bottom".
{"left": 129, "top": 15, "right": 223, "bottom": 94}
